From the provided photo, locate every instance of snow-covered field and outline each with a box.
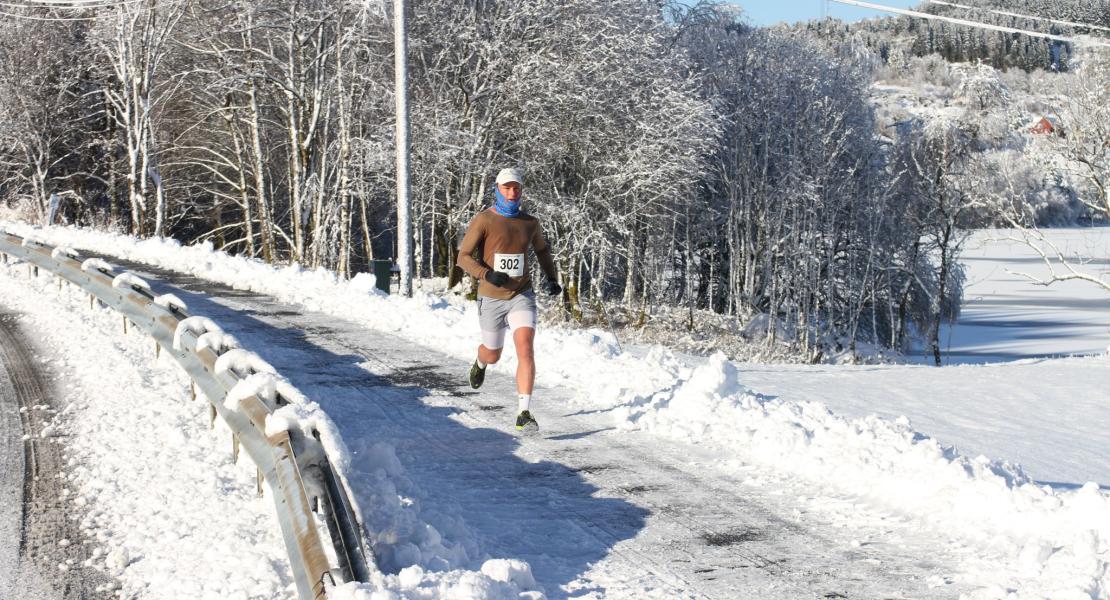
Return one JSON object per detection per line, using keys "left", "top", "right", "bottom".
{"left": 751, "top": 229, "right": 1110, "bottom": 488}
{"left": 944, "top": 229, "right": 1110, "bottom": 362}
{"left": 1, "top": 221, "right": 1109, "bottom": 599}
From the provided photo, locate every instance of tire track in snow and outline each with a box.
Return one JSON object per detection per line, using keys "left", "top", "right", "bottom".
{"left": 0, "top": 309, "right": 111, "bottom": 600}
{"left": 0, "top": 309, "right": 39, "bottom": 599}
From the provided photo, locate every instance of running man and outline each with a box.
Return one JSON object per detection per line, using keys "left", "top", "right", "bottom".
{"left": 457, "top": 168, "right": 561, "bottom": 432}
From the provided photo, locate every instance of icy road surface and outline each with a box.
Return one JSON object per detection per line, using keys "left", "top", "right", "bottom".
{"left": 107, "top": 258, "right": 973, "bottom": 599}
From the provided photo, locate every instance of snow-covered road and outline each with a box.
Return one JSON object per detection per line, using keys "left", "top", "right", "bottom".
{"left": 106, "top": 257, "right": 973, "bottom": 599}
{"left": 4, "top": 222, "right": 1109, "bottom": 599}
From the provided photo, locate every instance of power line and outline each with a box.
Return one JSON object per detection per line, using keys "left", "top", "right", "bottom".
{"left": 12, "top": 0, "right": 125, "bottom": 5}
{"left": 0, "top": 8, "right": 104, "bottom": 19}
{"left": 0, "top": 0, "right": 150, "bottom": 20}
{"left": 829, "top": 0, "right": 1110, "bottom": 48}
{"left": 923, "top": 0, "right": 1110, "bottom": 34}
{"left": 0, "top": 0, "right": 136, "bottom": 7}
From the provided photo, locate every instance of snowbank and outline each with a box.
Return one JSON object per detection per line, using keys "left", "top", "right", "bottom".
{"left": 614, "top": 351, "right": 1110, "bottom": 598}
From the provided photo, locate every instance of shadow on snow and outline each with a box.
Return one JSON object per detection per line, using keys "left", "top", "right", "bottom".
{"left": 123, "top": 260, "right": 648, "bottom": 599}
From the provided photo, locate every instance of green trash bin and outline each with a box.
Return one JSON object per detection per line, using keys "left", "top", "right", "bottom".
{"left": 371, "top": 259, "right": 393, "bottom": 294}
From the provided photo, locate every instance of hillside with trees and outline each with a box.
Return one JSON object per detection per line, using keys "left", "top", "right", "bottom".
{"left": 798, "top": 0, "right": 1109, "bottom": 72}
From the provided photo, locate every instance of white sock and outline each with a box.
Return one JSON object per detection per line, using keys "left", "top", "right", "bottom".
{"left": 476, "top": 358, "right": 486, "bottom": 368}
{"left": 518, "top": 394, "right": 531, "bottom": 412}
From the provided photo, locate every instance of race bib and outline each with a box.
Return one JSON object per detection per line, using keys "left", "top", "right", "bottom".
{"left": 493, "top": 253, "right": 525, "bottom": 277}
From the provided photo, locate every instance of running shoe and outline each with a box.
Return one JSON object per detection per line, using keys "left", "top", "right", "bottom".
{"left": 515, "top": 410, "right": 539, "bottom": 432}
{"left": 468, "top": 360, "right": 486, "bottom": 389}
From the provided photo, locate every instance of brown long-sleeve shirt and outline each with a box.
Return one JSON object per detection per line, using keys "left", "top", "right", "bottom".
{"left": 456, "top": 208, "right": 558, "bottom": 300}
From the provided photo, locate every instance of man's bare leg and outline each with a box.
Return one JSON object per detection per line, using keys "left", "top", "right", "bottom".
{"left": 469, "top": 344, "right": 502, "bottom": 389}
{"left": 478, "top": 344, "right": 503, "bottom": 366}
{"left": 512, "top": 327, "right": 538, "bottom": 430}
{"left": 515, "top": 323, "right": 537, "bottom": 412}
{"left": 514, "top": 327, "right": 536, "bottom": 396}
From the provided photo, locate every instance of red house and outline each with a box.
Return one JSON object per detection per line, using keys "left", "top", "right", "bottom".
{"left": 1028, "top": 116, "right": 1062, "bottom": 136}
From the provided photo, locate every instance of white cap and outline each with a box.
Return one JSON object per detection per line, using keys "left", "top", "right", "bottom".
{"left": 495, "top": 168, "right": 523, "bottom": 186}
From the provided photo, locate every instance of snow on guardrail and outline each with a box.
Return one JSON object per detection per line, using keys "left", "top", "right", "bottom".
{"left": 0, "top": 229, "right": 373, "bottom": 600}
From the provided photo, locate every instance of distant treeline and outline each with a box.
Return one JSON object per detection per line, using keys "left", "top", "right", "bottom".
{"left": 792, "top": 0, "right": 1110, "bottom": 71}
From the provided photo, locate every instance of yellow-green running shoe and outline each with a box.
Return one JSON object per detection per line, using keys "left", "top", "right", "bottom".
{"left": 515, "top": 410, "right": 539, "bottom": 432}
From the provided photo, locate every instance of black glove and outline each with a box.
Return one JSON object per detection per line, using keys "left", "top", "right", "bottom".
{"left": 484, "top": 270, "right": 510, "bottom": 287}
{"left": 542, "top": 280, "right": 562, "bottom": 296}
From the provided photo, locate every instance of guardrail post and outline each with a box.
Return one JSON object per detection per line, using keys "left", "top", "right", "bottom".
{"left": 122, "top": 317, "right": 128, "bottom": 335}
{"left": 232, "top": 434, "right": 240, "bottom": 463}
{"left": 190, "top": 382, "right": 196, "bottom": 401}
{"left": 257, "top": 468, "right": 264, "bottom": 497}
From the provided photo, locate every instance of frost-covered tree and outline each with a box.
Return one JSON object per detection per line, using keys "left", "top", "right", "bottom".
{"left": 403, "top": 0, "right": 716, "bottom": 311}
{"left": 953, "top": 61, "right": 1011, "bottom": 109}
{"left": 797, "top": 0, "right": 1107, "bottom": 72}
{"left": 672, "top": 4, "right": 956, "bottom": 362}
{"left": 1056, "top": 55, "right": 1110, "bottom": 218}
{"left": 889, "top": 117, "right": 980, "bottom": 365}
{"left": 90, "top": 0, "right": 185, "bottom": 237}
{"left": 0, "top": 19, "right": 94, "bottom": 222}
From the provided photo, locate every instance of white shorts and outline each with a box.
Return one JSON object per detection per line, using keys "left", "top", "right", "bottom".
{"left": 477, "top": 291, "right": 536, "bottom": 350}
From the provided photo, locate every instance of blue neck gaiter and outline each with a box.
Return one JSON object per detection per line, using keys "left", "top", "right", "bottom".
{"left": 492, "top": 187, "right": 521, "bottom": 218}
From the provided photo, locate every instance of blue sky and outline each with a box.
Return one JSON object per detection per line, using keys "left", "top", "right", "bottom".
{"left": 725, "top": 0, "right": 920, "bottom": 27}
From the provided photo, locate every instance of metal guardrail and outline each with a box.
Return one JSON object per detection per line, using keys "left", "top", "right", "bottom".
{"left": 0, "top": 231, "right": 373, "bottom": 600}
